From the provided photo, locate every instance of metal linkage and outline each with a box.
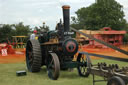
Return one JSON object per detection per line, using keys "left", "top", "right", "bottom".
{"left": 90, "top": 62, "right": 128, "bottom": 85}
{"left": 79, "top": 51, "right": 128, "bottom": 62}
{"left": 78, "top": 51, "right": 128, "bottom": 85}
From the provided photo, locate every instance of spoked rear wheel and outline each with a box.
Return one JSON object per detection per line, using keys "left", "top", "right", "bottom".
{"left": 77, "top": 53, "right": 91, "bottom": 77}
{"left": 47, "top": 53, "right": 60, "bottom": 80}
{"left": 26, "top": 40, "right": 42, "bottom": 72}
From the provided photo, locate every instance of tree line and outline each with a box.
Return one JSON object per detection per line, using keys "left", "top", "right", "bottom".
{"left": 0, "top": 22, "right": 49, "bottom": 43}
{"left": 71, "top": 0, "right": 128, "bottom": 30}
{"left": 1, "top": 0, "right": 128, "bottom": 43}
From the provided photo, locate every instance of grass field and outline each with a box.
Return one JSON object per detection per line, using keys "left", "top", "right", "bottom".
{"left": 0, "top": 59, "right": 127, "bottom": 85}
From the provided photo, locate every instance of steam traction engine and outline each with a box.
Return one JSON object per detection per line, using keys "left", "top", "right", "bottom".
{"left": 26, "top": 5, "right": 87, "bottom": 80}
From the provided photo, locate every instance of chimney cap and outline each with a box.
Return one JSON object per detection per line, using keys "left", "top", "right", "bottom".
{"left": 62, "top": 5, "right": 70, "bottom": 9}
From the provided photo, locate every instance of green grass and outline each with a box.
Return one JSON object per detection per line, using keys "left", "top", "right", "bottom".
{"left": 0, "top": 59, "right": 127, "bottom": 85}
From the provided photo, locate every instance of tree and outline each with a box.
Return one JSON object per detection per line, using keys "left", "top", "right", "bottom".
{"left": 71, "top": 0, "right": 127, "bottom": 30}
{"left": 0, "top": 24, "right": 14, "bottom": 42}
{"left": 0, "top": 22, "right": 31, "bottom": 43}
{"left": 13, "top": 22, "right": 30, "bottom": 36}
{"left": 123, "top": 23, "right": 128, "bottom": 42}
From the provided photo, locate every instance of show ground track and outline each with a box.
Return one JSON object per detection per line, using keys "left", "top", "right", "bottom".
{"left": 0, "top": 45, "right": 128, "bottom": 64}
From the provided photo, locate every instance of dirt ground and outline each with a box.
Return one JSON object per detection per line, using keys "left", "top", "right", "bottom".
{"left": 0, "top": 49, "right": 25, "bottom": 64}
{"left": 0, "top": 45, "right": 128, "bottom": 64}
{"left": 82, "top": 45, "right": 128, "bottom": 59}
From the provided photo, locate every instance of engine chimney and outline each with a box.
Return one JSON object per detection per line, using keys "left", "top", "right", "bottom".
{"left": 62, "top": 5, "right": 70, "bottom": 32}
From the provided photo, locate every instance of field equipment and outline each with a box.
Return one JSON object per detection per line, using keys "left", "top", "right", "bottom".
{"left": 77, "top": 52, "right": 128, "bottom": 85}
{"left": 12, "top": 36, "right": 27, "bottom": 48}
{"left": 0, "top": 43, "right": 15, "bottom": 55}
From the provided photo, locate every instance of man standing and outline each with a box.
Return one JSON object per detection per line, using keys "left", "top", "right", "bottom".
{"left": 30, "top": 30, "right": 37, "bottom": 40}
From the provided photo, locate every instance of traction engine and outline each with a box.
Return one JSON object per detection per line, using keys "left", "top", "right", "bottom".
{"left": 26, "top": 5, "right": 86, "bottom": 80}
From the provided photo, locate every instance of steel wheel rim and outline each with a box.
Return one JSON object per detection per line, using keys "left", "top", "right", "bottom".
{"left": 77, "top": 53, "right": 90, "bottom": 77}
{"left": 48, "top": 58, "right": 55, "bottom": 78}
{"left": 26, "top": 41, "right": 33, "bottom": 71}
{"left": 47, "top": 53, "right": 60, "bottom": 80}
{"left": 78, "top": 54, "right": 87, "bottom": 75}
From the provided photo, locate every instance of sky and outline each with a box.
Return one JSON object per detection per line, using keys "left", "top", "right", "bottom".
{"left": 0, "top": 0, "right": 128, "bottom": 30}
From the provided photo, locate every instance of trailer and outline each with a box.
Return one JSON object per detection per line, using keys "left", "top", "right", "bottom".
{"left": 76, "top": 50, "right": 128, "bottom": 85}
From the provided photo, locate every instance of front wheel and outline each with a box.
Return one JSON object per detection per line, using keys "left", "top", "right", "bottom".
{"left": 47, "top": 53, "right": 60, "bottom": 80}
{"left": 77, "top": 53, "right": 91, "bottom": 77}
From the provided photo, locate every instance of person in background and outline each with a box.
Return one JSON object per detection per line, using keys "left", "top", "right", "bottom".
{"left": 30, "top": 30, "right": 38, "bottom": 40}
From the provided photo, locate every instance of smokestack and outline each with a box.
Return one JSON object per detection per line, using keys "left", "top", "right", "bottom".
{"left": 62, "top": 5, "right": 70, "bottom": 32}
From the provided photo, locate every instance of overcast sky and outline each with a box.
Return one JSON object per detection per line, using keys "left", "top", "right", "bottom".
{"left": 0, "top": 0, "right": 128, "bottom": 30}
